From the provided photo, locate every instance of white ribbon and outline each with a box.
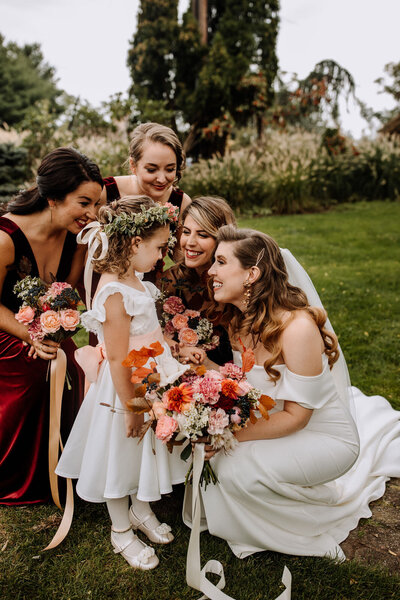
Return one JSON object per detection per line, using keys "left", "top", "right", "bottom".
{"left": 186, "top": 444, "right": 292, "bottom": 600}
{"left": 77, "top": 221, "right": 108, "bottom": 310}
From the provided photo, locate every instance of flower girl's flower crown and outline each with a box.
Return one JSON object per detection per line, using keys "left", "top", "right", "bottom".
{"left": 103, "top": 202, "right": 179, "bottom": 237}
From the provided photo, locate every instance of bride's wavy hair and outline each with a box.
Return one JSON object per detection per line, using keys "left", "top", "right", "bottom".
{"left": 216, "top": 226, "right": 339, "bottom": 381}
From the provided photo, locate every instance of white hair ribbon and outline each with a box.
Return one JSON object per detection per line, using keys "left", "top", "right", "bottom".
{"left": 77, "top": 221, "right": 108, "bottom": 310}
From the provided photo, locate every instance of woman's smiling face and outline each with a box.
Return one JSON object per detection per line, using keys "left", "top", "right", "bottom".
{"left": 208, "top": 241, "right": 250, "bottom": 309}
{"left": 130, "top": 141, "right": 177, "bottom": 201}
{"left": 180, "top": 215, "right": 217, "bottom": 274}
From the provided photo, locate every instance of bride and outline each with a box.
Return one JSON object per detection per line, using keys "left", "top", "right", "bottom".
{"left": 184, "top": 225, "right": 400, "bottom": 560}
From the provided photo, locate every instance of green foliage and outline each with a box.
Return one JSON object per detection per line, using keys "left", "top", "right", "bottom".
{"left": 0, "top": 34, "right": 61, "bottom": 127}
{"left": 0, "top": 143, "right": 29, "bottom": 209}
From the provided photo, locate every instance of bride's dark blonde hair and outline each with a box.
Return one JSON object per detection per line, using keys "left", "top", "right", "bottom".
{"left": 216, "top": 226, "right": 339, "bottom": 381}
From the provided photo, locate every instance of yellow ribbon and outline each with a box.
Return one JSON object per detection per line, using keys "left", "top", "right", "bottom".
{"left": 42, "top": 348, "right": 74, "bottom": 551}
{"left": 186, "top": 444, "right": 292, "bottom": 600}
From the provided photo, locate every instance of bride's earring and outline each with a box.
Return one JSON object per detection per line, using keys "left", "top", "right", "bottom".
{"left": 242, "top": 280, "right": 252, "bottom": 307}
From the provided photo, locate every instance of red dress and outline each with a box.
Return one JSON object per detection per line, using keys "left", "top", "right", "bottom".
{"left": 0, "top": 217, "right": 84, "bottom": 505}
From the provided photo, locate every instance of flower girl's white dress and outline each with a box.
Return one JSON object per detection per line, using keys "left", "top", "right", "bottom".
{"left": 56, "top": 281, "right": 188, "bottom": 502}
{"left": 184, "top": 351, "right": 400, "bottom": 560}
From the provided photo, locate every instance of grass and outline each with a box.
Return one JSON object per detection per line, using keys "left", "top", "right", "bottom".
{"left": 1, "top": 201, "right": 399, "bottom": 600}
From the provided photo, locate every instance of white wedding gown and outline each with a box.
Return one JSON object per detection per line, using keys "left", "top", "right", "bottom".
{"left": 183, "top": 353, "right": 400, "bottom": 560}
{"left": 56, "top": 281, "right": 189, "bottom": 502}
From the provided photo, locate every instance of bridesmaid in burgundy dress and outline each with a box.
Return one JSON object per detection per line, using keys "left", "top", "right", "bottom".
{"left": 0, "top": 147, "right": 103, "bottom": 505}
{"left": 101, "top": 122, "right": 191, "bottom": 283}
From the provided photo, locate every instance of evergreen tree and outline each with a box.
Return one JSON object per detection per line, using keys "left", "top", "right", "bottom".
{"left": 0, "top": 34, "right": 61, "bottom": 127}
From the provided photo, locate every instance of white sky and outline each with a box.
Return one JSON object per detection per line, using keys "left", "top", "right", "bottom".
{"left": 0, "top": 0, "right": 398, "bottom": 138}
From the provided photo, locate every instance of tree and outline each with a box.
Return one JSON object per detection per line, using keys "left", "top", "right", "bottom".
{"left": 375, "top": 62, "right": 400, "bottom": 136}
{"left": 127, "top": 1, "right": 280, "bottom": 157}
{"left": 0, "top": 34, "right": 61, "bottom": 127}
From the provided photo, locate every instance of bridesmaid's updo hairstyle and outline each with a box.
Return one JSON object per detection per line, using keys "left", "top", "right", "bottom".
{"left": 7, "top": 147, "right": 103, "bottom": 215}
{"left": 93, "top": 195, "right": 168, "bottom": 278}
{"left": 216, "top": 226, "right": 339, "bottom": 381}
{"left": 128, "top": 122, "right": 186, "bottom": 182}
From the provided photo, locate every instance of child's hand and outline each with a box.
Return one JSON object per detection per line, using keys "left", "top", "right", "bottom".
{"left": 179, "top": 345, "right": 206, "bottom": 365}
{"left": 124, "top": 411, "right": 144, "bottom": 438}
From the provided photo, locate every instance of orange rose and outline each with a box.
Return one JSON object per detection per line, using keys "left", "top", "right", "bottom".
{"left": 171, "top": 314, "right": 189, "bottom": 330}
{"left": 59, "top": 309, "right": 80, "bottom": 331}
{"left": 178, "top": 327, "right": 198, "bottom": 347}
{"left": 40, "top": 310, "right": 61, "bottom": 334}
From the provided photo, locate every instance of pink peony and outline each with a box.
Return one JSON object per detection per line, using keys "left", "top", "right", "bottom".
{"left": 192, "top": 375, "right": 221, "bottom": 405}
{"left": 15, "top": 305, "right": 36, "bottom": 325}
{"left": 40, "top": 310, "right": 61, "bottom": 334}
{"left": 163, "top": 296, "right": 185, "bottom": 315}
{"left": 219, "top": 363, "right": 243, "bottom": 380}
{"left": 155, "top": 414, "right": 178, "bottom": 443}
{"left": 208, "top": 408, "right": 229, "bottom": 435}
{"left": 178, "top": 327, "right": 198, "bottom": 346}
{"left": 171, "top": 313, "right": 189, "bottom": 330}
{"left": 59, "top": 309, "right": 80, "bottom": 331}
{"left": 49, "top": 281, "right": 72, "bottom": 295}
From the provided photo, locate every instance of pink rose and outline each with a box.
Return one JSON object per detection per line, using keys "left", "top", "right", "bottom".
{"left": 171, "top": 313, "right": 189, "bottom": 330}
{"left": 59, "top": 309, "right": 80, "bottom": 331}
{"left": 184, "top": 309, "right": 201, "bottom": 319}
{"left": 237, "top": 380, "right": 253, "bottom": 395}
{"left": 155, "top": 414, "right": 178, "bottom": 443}
{"left": 49, "top": 282, "right": 72, "bottom": 295}
{"left": 164, "top": 320, "right": 176, "bottom": 337}
{"left": 40, "top": 310, "right": 61, "bottom": 334}
{"left": 207, "top": 408, "right": 229, "bottom": 435}
{"left": 178, "top": 327, "right": 198, "bottom": 346}
{"left": 163, "top": 296, "right": 185, "bottom": 315}
{"left": 15, "top": 305, "right": 36, "bottom": 325}
{"left": 164, "top": 202, "right": 179, "bottom": 222}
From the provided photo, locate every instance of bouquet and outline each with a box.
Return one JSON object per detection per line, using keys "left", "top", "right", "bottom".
{"left": 124, "top": 341, "right": 275, "bottom": 487}
{"left": 161, "top": 295, "right": 219, "bottom": 353}
{"left": 14, "top": 276, "right": 81, "bottom": 343}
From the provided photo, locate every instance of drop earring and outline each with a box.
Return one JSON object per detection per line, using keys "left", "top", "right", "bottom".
{"left": 242, "top": 280, "right": 252, "bottom": 307}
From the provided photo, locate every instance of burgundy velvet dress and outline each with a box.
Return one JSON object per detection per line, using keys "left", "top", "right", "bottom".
{"left": 0, "top": 217, "right": 84, "bottom": 505}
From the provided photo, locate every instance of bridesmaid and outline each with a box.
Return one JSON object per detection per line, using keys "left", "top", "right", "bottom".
{"left": 159, "top": 196, "right": 236, "bottom": 366}
{"left": 0, "top": 147, "right": 103, "bottom": 505}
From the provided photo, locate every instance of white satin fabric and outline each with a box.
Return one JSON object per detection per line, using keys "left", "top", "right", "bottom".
{"left": 56, "top": 281, "right": 189, "bottom": 502}
{"left": 183, "top": 349, "right": 400, "bottom": 560}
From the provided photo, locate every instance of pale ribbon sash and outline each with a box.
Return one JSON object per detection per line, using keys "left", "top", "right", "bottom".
{"left": 43, "top": 348, "right": 74, "bottom": 551}
{"left": 77, "top": 221, "right": 108, "bottom": 310}
{"left": 186, "top": 444, "right": 292, "bottom": 600}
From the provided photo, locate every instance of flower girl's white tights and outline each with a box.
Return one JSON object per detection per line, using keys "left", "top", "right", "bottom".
{"left": 106, "top": 495, "right": 159, "bottom": 541}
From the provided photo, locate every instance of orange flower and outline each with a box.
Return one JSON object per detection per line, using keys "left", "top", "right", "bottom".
{"left": 162, "top": 383, "right": 193, "bottom": 413}
{"left": 122, "top": 341, "right": 164, "bottom": 368}
{"left": 220, "top": 379, "right": 240, "bottom": 399}
{"left": 178, "top": 327, "right": 198, "bottom": 346}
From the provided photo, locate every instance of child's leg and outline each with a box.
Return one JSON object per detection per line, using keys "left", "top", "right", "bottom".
{"left": 107, "top": 497, "right": 159, "bottom": 570}
{"left": 129, "top": 494, "right": 174, "bottom": 544}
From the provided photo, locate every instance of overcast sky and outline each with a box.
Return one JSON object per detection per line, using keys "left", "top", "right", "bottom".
{"left": 0, "top": 0, "right": 398, "bottom": 138}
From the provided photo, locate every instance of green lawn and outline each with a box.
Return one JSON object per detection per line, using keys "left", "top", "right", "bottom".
{"left": 1, "top": 201, "right": 399, "bottom": 600}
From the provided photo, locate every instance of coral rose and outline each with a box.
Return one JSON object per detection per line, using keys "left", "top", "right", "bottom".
{"left": 151, "top": 400, "right": 167, "bottom": 420}
{"left": 15, "top": 305, "right": 36, "bottom": 325}
{"left": 60, "top": 309, "right": 80, "bottom": 331}
{"left": 40, "top": 310, "right": 61, "bottom": 334}
{"left": 163, "top": 296, "right": 185, "bottom": 315}
{"left": 155, "top": 415, "right": 178, "bottom": 443}
{"left": 178, "top": 327, "right": 198, "bottom": 346}
{"left": 171, "top": 314, "right": 189, "bottom": 330}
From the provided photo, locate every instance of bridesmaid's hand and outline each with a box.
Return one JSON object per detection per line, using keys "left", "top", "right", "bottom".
{"left": 124, "top": 412, "right": 144, "bottom": 438}
{"left": 27, "top": 338, "right": 60, "bottom": 360}
{"left": 179, "top": 345, "right": 206, "bottom": 365}
{"left": 192, "top": 436, "right": 218, "bottom": 461}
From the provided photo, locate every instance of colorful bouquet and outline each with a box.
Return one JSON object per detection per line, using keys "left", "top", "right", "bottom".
{"left": 14, "top": 276, "right": 81, "bottom": 343}
{"left": 161, "top": 295, "right": 219, "bottom": 353}
{"left": 124, "top": 342, "right": 275, "bottom": 487}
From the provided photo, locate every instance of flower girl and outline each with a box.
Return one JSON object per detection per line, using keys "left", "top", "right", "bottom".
{"left": 56, "top": 196, "right": 189, "bottom": 570}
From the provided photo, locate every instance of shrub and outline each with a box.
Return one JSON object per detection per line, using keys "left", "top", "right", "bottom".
{"left": 0, "top": 143, "right": 29, "bottom": 211}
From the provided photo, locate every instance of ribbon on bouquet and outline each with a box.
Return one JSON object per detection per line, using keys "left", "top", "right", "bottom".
{"left": 186, "top": 444, "right": 292, "bottom": 600}
{"left": 43, "top": 348, "right": 74, "bottom": 551}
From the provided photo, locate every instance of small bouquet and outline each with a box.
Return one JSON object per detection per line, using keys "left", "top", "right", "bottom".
{"left": 14, "top": 276, "right": 81, "bottom": 343}
{"left": 124, "top": 341, "right": 275, "bottom": 487}
{"left": 161, "top": 295, "right": 219, "bottom": 353}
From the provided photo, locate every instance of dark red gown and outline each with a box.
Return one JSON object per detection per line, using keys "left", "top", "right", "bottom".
{"left": 0, "top": 217, "right": 84, "bottom": 505}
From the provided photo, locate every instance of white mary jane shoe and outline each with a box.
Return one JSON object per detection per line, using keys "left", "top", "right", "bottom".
{"left": 129, "top": 506, "right": 174, "bottom": 545}
{"left": 111, "top": 526, "right": 159, "bottom": 570}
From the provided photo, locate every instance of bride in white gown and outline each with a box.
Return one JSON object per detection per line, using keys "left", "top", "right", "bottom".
{"left": 183, "top": 225, "right": 400, "bottom": 561}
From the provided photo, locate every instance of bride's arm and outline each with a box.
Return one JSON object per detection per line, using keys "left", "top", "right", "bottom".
{"left": 236, "top": 314, "right": 323, "bottom": 442}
